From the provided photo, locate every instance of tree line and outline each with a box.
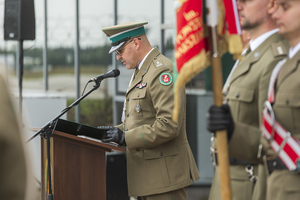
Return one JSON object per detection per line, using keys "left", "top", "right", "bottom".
{"left": 0, "top": 36, "right": 174, "bottom": 69}
{"left": 0, "top": 44, "right": 113, "bottom": 68}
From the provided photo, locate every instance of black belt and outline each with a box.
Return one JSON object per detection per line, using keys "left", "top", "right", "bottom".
{"left": 212, "top": 153, "right": 258, "bottom": 183}
{"left": 265, "top": 157, "right": 287, "bottom": 175}
{"left": 213, "top": 153, "right": 252, "bottom": 166}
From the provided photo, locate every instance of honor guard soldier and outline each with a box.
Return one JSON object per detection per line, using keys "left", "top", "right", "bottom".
{"left": 0, "top": 70, "right": 39, "bottom": 200}
{"left": 206, "top": 0, "right": 289, "bottom": 199}
{"left": 259, "top": 1, "right": 300, "bottom": 199}
{"left": 101, "top": 21, "right": 200, "bottom": 200}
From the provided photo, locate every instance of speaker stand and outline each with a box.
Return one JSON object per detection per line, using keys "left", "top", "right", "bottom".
{"left": 18, "top": 40, "right": 23, "bottom": 117}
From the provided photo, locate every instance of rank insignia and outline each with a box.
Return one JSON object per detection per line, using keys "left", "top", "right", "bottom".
{"left": 155, "top": 60, "right": 163, "bottom": 67}
{"left": 136, "top": 83, "right": 147, "bottom": 89}
{"left": 159, "top": 72, "right": 173, "bottom": 86}
{"left": 135, "top": 104, "right": 141, "bottom": 113}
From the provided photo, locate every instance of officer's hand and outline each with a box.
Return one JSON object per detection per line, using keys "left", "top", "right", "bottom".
{"left": 102, "top": 127, "right": 126, "bottom": 146}
{"left": 206, "top": 104, "right": 234, "bottom": 141}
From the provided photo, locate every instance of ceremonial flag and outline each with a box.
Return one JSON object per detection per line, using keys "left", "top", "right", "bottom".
{"left": 206, "top": 1, "right": 242, "bottom": 200}
{"left": 173, "top": 0, "right": 243, "bottom": 199}
{"left": 172, "top": 0, "right": 242, "bottom": 122}
{"left": 219, "top": 0, "right": 242, "bottom": 55}
{"left": 172, "top": 0, "right": 207, "bottom": 122}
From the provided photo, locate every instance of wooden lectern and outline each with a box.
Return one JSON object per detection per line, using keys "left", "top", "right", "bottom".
{"left": 34, "top": 119, "right": 124, "bottom": 200}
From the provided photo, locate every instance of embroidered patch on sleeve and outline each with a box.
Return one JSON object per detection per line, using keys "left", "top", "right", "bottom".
{"left": 159, "top": 72, "right": 173, "bottom": 86}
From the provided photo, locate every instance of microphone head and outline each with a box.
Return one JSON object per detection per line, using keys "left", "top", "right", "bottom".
{"left": 113, "top": 69, "right": 120, "bottom": 77}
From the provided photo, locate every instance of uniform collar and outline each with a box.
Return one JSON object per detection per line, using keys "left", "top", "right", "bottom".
{"left": 138, "top": 48, "right": 154, "bottom": 70}
{"left": 249, "top": 29, "right": 278, "bottom": 51}
{"left": 289, "top": 42, "right": 300, "bottom": 59}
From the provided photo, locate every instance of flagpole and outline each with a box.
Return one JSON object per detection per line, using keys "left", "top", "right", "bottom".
{"left": 209, "top": 25, "right": 232, "bottom": 200}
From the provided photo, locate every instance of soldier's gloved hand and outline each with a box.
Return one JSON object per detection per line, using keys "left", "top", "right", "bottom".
{"left": 206, "top": 104, "right": 234, "bottom": 141}
{"left": 102, "top": 127, "right": 126, "bottom": 146}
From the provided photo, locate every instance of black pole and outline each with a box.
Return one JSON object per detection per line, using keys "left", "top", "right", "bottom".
{"left": 18, "top": 40, "right": 24, "bottom": 117}
{"left": 26, "top": 81, "right": 101, "bottom": 143}
{"left": 46, "top": 136, "right": 53, "bottom": 200}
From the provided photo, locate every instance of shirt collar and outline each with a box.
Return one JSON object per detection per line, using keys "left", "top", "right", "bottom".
{"left": 249, "top": 29, "right": 279, "bottom": 51}
{"left": 289, "top": 42, "right": 300, "bottom": 59}
{"left": 138, "top": 48, "right": 154, "bottom": 70}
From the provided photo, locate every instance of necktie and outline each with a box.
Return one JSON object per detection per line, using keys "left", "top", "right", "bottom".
{"left": 244, "top": 47, "right": 251, "bottom": 56}
{"left": 133, "top": 68, "right": 139, "bottom": 80}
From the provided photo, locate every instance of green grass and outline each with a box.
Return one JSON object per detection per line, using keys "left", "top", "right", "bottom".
{"left": 21, "top": 65, "right": 107, "bottom": 79}
{"left": 12, "top": 66, "right": 114, "bottom": 127}
{"left": 66, "top": 97, "right": 113, "bottom": 127}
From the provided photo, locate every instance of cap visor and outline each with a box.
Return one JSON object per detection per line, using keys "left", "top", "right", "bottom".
{"left": 109, "top": 41, "right": 125, "bottom": 54}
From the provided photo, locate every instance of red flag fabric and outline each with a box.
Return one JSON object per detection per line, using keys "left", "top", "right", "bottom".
{"left": 175, "top": 0, "right": 206, "bottom": 73}
{"left": 172, "top": 0, "right": 242, "bottom": 122}
{"left": 172, "top": 0, "right": 208, "bottom": 122}
{"left": 219, "top": 0, "right": 242, "bottom": 55}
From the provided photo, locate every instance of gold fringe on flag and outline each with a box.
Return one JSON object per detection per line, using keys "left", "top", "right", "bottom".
{"left": 227, "top": 33, "right": 243, "bottom": 55}
{"left": 217, "top": 0, "right": 243, "bottom": 59}
{"left": 217, "top": 0, "right": 225, "bottom": 36}
{"left": 172, "top": 49, "right": 208, "bottom": 122}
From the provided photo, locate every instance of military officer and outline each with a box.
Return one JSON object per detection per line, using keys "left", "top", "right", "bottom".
{"left": 258, "top": 1, "right": 300, "bottom": 199}
{"left": 206, "top": 0, "right": 289, "bottom": 199}
{"left": 101, "top": 21, "right": 200, "bottom": 200}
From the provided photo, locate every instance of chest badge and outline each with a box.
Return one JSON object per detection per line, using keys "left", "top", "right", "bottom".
{"left": 136, "top": 83, "right": 147, "bottom": 89}
{"left": 135, "top": 104, "right": 141, "bottom": 113}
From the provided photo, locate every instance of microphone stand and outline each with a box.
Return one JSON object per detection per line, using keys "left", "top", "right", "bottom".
{"left": 26, "top": 81, "right": 101, "bottom": 200}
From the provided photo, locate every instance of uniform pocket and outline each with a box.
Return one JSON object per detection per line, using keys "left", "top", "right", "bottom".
{"left": 143, "top": 144, "right": 184, "bottom": 188}
{"left": 131, "top": 89, "right": 153, "bottom": 118}
{"left": 268, "top": 170, "right": 300, "bottom": 200}
{"left": 227, "top": 87, "right": 255, "bottom": 124}
{"left": 275, "top": 92, "right": 300, "bottom": 131}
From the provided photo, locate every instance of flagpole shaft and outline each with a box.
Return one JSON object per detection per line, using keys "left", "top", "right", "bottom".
{"left": 209, "top": 26, "right": 232, "bottom": 200}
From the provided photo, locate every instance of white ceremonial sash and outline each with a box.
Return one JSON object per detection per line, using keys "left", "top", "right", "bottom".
{"left": 262, "top": 58, "right": 300, "bottom": 172}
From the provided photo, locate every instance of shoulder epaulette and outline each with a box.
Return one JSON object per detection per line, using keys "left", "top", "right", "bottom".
{"left": 153, "top": 57, "right": 164, "bottom": 68}
{"left": 272, "top": 41, "right": 288, "bottom": 57}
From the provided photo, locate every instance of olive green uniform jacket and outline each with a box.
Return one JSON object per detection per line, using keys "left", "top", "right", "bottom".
{"left": 209, "top": 33, "right": 289, "bottom": 200}
{"left": 116, "top": 48, "right": 200, "bottom": 197}
{"left": 260, "top": 49, "right": 300, "bottom": 200}
{"left": 227, "top": 33, "right": 289, "bottom": 162}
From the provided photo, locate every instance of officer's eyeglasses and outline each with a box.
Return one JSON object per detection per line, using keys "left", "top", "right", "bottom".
{"left": 116, "top": 38, "right": 141, "bottom": 56}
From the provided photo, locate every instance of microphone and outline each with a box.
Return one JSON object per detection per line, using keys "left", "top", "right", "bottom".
{"left": 88, "top": 69, "right": 120, "bottom": 83}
